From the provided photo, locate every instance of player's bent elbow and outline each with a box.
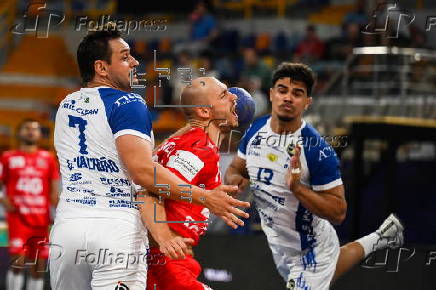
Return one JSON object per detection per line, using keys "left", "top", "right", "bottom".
{"left": 129, "top": 165, "right": 155, "bottom": 189}
{"left": 331, "top": 203, "right": 347, "bottom": 225}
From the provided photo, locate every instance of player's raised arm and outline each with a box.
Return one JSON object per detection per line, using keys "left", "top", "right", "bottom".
{"left": 116, "top": 134, "right": 250, "bottom": 228}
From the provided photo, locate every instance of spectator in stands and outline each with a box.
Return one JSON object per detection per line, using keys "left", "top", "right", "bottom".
{"left": 343, "top": 0, "right": 368, "bottom": 27}
{"left": 198, "top": 50, "right": 220, "bottom": 79}
{"left": 174, "top": 1, "right": 218, "bottom": 55}
{"left": 190, "top": 1, "right": 218, "bottom": 42}
{"left": 326, "top": 22, "right": 363, "bottom": 61}
{"left": 293, "top": 25, "right": 325, "bottom": 63}
{"left": 239, "top": 47, "right": 271, "bottom": 93}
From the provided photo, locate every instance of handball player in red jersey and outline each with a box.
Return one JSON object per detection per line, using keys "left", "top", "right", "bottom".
{"left": 0, "top": 119, "right": 60, "bottom": 290}
{"left": 142, "top": 77, "right": 241, "bottom": 290}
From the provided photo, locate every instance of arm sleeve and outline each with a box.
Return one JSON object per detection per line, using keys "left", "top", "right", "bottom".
{"left": 306, "top": 140, "right": 342, "bottom": 191}
{"left": 109, "top": 96, "right": 152, "bottom": 142}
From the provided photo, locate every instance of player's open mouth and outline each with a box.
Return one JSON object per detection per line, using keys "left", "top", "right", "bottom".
{"left": 231, "top": 104, "right": 238, "bottom": 119}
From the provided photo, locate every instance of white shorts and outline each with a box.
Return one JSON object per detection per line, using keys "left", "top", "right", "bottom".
{"left": 49, "top": 217, "right": 148, "bottom": 290}
{"left": 270, "top": 225, "right": 340, "bottom": 290}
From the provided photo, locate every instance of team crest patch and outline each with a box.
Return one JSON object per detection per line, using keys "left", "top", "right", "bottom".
{"left": 267, "top": 153, "right": 278, "bottom": 162}
{"left": 287, "top": 278, "right": 295, "bottom": 290}
{"left": 115, "top": 282, "right": 129, "bottom": 290}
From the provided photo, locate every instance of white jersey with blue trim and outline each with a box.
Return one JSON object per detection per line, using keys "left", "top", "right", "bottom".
{"left": 238, "top": 115, "right": 342, "bottom": 260}
{"left": 54, "top": 87, "right": 154, "bottom": 224}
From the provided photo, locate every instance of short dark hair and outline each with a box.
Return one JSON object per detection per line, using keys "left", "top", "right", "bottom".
{"left": 77, "top": 28, "right": 122, "bottom": 83}
{"left": 271, "top": 62, "right": 315, "bottom": 96}
{"left": 16, "top": 118, "right": 40, "bottom": 132}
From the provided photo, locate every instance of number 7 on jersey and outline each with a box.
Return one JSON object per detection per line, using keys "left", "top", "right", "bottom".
{"left": 68, "top": 115, "right": 88, "bottom": 155}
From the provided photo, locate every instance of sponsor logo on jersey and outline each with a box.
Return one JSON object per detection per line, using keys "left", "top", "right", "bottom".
{"left": 63, "top": 100, "right": 99, "bottom": 116}
{"left": 114, "top": 94, "right": 146, "bottom": 107}
{"left": 115, "top": 282, "right": 129, "bottom": 290}
{"left": 66, "top": 196, "right": 96, "bottom": 206}
{"left": 66, "top": 186, "right": 94, "bottom": 195}
{"left": 247, "top": 149, "right": 260, "bottom": 157}
{"left": 251, "top": 135, "right": 262, "bottom": 146}
{"left": 108, "top": 199, "right": 138, "bottom": 209}
{"left": 286, "top": 279, "right": 295, "bottom": 290}
{"left": 70, "top": 173, "right": 82, "bottom": 181}
{"left": 36, "top": 158, "right": 48, "bottom": 168}
{"left": 67, "top": 156, "right": 119, "bottom": 173}
{"left": 100, "top": 177, "right": 131, "bottom": 186}
{"left": 319, "top": 146, "right": 335, "bottom": 161}
{"left": 267, "top": 153, "right": 278, "bottom": 162}
{"left": 106, "top": 187, "right": 130, "bottom": 197}
{"left": 9, "top": 156, "right": 25, "bottom": 168}
{"left": 167, "top": 150, "right": 204, "bottom": 182}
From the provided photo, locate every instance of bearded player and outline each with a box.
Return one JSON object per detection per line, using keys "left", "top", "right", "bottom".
{"left": 141, "top": 77, "right": 244, "bottom": 290}
{"left": 0, "top": 119, "right": 60, "bottom": 290}
{"left": 225, "top": 63, "right": 404, "bottom": 289}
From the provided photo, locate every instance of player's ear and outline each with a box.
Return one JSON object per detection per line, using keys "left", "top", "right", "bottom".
{"left": 269, "top": 87, "right": 273, "bottom": 102}
{"left": 194, "top": 107, "right": 210, "bottom": 119}
{"left": 305, "top": 96, "right": 313, "bottom": 110}
{"left": 94, "top": 60, "right": 108, "bottom": 77}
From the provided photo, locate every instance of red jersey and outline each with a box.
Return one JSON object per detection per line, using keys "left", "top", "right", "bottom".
{"left": 156, "top": 127, "right": 221, "bottom": 246}
{"left": 0, "top": 150, "right": 60, "bottom": 226}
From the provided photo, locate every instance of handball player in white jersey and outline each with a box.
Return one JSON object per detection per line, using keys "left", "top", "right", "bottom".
{"left": 225, "top": 62, "right": 404, "bottom": 289}
{"left": 50, "top": 26, "right": 249, "bottom": 290}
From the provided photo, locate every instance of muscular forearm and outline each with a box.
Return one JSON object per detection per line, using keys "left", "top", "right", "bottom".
{"left": 138, "top": 194, "right": 173, "bottom": 245}
{"left": 292, "top": 184, "right": 346, "bottom": 225}
{"left": 136, "top": 162, "right": 207, "bottom": 205}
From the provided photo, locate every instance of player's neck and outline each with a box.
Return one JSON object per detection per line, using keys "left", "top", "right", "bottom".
{"left": 86, "top": 79, "right": 126, "bottom": 92}
{"left": 19, "top": 144, "right": 38, "bottom": 153}
{"left": 270, "top": 115, "right": 302, "bottom": 135}
{"left": 190, "top": 120, "right": 225, "bottom": 147}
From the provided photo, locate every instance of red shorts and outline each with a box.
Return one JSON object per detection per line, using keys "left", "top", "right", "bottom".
{"left": 7, "top": 213, "right": 49, "bottom": 259}
{"left": 147, "top": 247, "right": 212, "bottom": 290}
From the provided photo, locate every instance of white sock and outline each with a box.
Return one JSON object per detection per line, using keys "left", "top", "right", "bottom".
{"left": 6, "top": 270, "right": 24, "bottom": 290}
{"left": 26, "top": 277, "right": 44, "bottom": 290}
{"left": 356, "top": 232, "right": 380, "bottom": 258}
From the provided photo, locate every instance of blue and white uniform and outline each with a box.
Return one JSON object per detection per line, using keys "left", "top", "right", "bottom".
{"left": 50, "top": 87, "right": 153, "bottom": 290}
{"left": 238, "top": 115, "right": 342, "bottom": 290}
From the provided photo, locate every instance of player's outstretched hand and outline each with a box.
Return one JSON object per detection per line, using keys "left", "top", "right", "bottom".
{"left": 159, "top": 236, "right": 194, "bottom": 260}
{"left": 204, "top": 184, "right": 250, "bottom": 229}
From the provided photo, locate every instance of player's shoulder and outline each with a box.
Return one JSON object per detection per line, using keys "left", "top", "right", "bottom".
{"left": 36, "top": 150, "right": 55, "bottom": 159}
{"left": 1, "top": 150, "right": 18, "bottom": 159}
{"left": 300, "top": 122, "right": 337, "bottom": 162}
{"left": 171, "top": 128, "right": 217, "bottom": 156}
{"left": 98, "top": 88, "right": 146, "bottom": 108}
{"left": 244, "top": 114, "right": 270, "bottom": 137}
{"left": 300, "top": 122, "right": 322, "bottom": 140}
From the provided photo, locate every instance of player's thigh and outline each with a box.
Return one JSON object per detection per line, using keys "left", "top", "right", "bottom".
{"left": 89, "top": 218, "right": 148, "bottom": 290}
{"left": 287, "top": 235, "right": 340, "bottom": 290}
{"left": 49, "top": 219, "right": 92, "bottom": 290}
{"left": 153, "top": 256, "right": 211, "bottom": 290}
